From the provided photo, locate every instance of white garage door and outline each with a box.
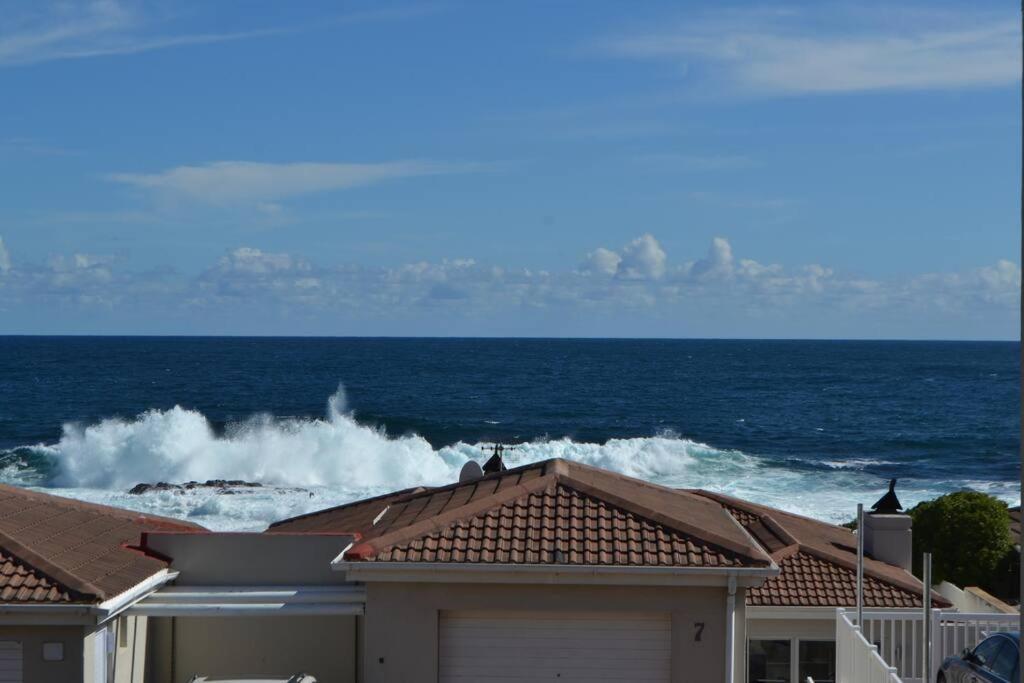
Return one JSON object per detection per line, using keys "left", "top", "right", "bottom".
{"left": 0, "top": 641, "right": 22, "bottom": 683}
{"left": 439, "top": 610, "right": 671, "bottom": 682}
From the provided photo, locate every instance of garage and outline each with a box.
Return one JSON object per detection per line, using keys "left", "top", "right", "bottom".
{"left": 438, "top": 610, "right": 671, "bottom": 682}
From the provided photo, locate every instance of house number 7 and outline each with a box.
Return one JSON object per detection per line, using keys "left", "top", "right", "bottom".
{"left": 693, "top": 622, "right": 705, "bottom": 642}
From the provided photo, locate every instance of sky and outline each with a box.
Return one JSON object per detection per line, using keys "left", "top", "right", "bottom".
{"left": 0, "top": 0, "right": 1020, "bottom": 339}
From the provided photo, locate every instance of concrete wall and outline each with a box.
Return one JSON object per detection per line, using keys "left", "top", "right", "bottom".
{"left": 363, "top": 582, "right": 729, "bottom": 683}
{"left": 144, "top": 534, "right": 354, "bottom": 586}
{"left": 746, "top": 618, "right": 835, "bottom": 641}
{"left": 0, "top": 625, "right": 83, "bottom": 683}
{"left": 147, "top": 615, "right": 358, "bottom": 683}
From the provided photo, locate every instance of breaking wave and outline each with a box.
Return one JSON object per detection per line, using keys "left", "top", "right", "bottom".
{"left": 1, "top": 386, "right": 1019, "bottom": 531}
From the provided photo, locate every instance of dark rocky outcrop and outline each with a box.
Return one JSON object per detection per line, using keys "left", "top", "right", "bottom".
{"left": 128, "top": 480, "right": 263, "bottom": 495}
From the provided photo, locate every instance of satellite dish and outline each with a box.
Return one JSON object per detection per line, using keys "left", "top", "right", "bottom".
{"left": 459, "top": 460, "right": 484, "bottom": 483}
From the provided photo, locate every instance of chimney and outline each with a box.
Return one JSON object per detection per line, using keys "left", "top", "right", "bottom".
{"left": 862, "top": 479, "right": 913, "bottom": 571}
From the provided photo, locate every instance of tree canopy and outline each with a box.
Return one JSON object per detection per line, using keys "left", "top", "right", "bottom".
{"left": 910, "top": 491, "right": 1013, "bottom": 589}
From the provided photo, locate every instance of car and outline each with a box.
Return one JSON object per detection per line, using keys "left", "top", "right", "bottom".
{"left": 937, "top": 632, "right": 1019, "bottom": 683}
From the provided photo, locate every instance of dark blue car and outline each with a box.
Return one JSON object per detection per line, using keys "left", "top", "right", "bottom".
{"left": 937, "top": 632, "right": 1019, "bottom": 683}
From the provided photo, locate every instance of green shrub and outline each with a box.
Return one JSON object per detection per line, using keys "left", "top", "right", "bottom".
{"left": 910, "top": 491, "right": 1012, "bottom": 590}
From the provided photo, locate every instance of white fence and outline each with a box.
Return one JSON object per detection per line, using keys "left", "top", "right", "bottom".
{"left": 840, "top": 608, "right": 1019, "bottom": 683}
{"left": 836, "top": 609, "right": 902, "bottom": 683}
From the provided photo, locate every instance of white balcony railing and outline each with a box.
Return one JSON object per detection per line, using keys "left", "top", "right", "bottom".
{"left": 837, "top": 608, "right": 1019, "bottom": 683}
{"left": 836, "top": 609, "right": 902, "bottom": 683}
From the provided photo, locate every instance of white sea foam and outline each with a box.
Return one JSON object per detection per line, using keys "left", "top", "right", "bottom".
{"left": 6, "top": 386, "right": 1020, "bottom": 531}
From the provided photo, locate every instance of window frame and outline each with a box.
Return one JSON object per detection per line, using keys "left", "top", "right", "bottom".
{"left": 747, "top": 636, "right": 837, "bottom": 683}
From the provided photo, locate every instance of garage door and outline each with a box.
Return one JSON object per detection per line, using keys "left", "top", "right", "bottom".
{"left": 439, "top": 610, "right": 671, "bottom": 682}
{"left": 0, "top": 642, "right": 22, "bottom": 683}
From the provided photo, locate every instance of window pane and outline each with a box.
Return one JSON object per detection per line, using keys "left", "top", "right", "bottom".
{"left": 974, "top": 636, "right": 1003, "bottom": 669}
{"left": 991, "top": 640, "right": 1018, "bottom": 679}
{"left": 749, "top": 639, "right": 791, "bottom": 683}
{"left": 799, "top": 640, "right": 836, "bottom": 683}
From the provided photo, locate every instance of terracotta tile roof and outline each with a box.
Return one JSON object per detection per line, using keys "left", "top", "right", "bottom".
{"left": 377, "top": 484, "right": 750, "bottom": 566}
{"left": 748, "top": 549, "right": 928, "bottom": 608}
{"left": 691, "top": 490, "right": 949, "bottom": 609}
{"left": 0, "top": 485, "right": 205, "bottom": 604}
{"left": 0, "top": 548, "right": 75, "bottom": 603}
{"left": 271, "top": 459, "right": 772, "bottom": 569}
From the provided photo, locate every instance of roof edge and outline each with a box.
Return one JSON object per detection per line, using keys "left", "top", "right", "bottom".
{"left": 0, "top": 528, "right": 102, "bottom": 602}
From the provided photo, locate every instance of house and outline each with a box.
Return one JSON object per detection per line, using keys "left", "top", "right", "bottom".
{"left": 1, "top": 457, "right": 947, "bottom": 683}
{"left": 0, "top": 484, "right": 203, "bottom": 683}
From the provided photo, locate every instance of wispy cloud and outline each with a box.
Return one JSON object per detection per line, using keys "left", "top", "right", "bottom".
{"left": 600, "top": 6, "right": 1021, "bottom": 95}
{"left": 107, "top": 160, "right": 483, "bottom": 204}
{"left": 0, "top": 1, "right": 283, "bottom": 67}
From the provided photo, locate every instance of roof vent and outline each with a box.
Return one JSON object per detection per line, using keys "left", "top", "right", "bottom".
{"left": 459, "top": 461, "right": 484, "bottom": 483}
{"left": 482, "top": 444, "right": 510, "bottom": 475}
{"left": 871, "top": 479, "right": 903, "bottom": 514}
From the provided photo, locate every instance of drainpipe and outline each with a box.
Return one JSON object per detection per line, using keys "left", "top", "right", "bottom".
{"left": 725, "top": 573, "right": 737, "bottom": 683}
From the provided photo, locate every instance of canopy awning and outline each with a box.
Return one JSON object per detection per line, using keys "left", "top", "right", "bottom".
{"left": 125, "top": 584, "right": 365, "bottom": 617}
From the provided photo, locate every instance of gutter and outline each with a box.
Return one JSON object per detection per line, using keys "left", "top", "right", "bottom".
{"left": 95, "top": 569, "right": 180, "bottom": 624}
{"left": 334, "top": 560, "right": 779, "bottom": 587}
{"left": 0, "top": 569, "right": 179, "bottom": 625}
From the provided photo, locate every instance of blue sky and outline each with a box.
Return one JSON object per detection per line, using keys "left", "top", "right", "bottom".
{"left": 0, "top": 0, "right": 1020, "bottom": 338}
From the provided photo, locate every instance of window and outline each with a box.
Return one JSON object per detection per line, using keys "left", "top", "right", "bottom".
{"left": 990, "top": 639, "right": 1018, "bottom": 680}
{"left": 41, "top": 642, "right": 63, "bottom": 662}
{"left": 798, "top": 640, "right": 835, "bottom": 683}
{"left": 748, "top": 637, "right": 836, "bottom": 683}
{"left": 749, "top": 640, "right": 791, "bottom": 683}
{"left": 973, "top": 636, "right": 1004, "bottom": 669}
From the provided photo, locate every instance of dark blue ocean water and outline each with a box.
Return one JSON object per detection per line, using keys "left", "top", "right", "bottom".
{"left": 0, "top": 337, "right": 1018, "bottom": 530}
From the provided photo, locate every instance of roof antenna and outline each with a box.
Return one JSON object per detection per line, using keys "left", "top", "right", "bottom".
{"left": 870, "top": 478, "right": 903, "bottom": 514}
{"left": 481, "top": 443, "right": 511, "bottom": 475}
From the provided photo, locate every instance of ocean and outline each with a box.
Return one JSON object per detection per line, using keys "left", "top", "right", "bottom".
{"left": 0, "top": 337, "right": 1019, "bottom": 531}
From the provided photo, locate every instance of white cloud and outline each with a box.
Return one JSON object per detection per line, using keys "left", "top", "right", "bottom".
{"left": 108, "top": 160, "right": 480, "bottom": 204}
{"left": 602, "top": 7, "right": 1021, "bottom": 95}
{"left": 585, "top": 234, "right": 667, "bottom": 280}
{"left": 582, "top": 247, "right": 622, "bottom": 276}
{"left": 687, "top": 236, "right": 733, "bottom": 280}
{"left": 0, "top": 237, "right": 10, "bottom": 273}
{"left": 216, "top": 247, "right": 308, "bottom": 275}
{"left": 0, "top": 1, "right": 280, "bottom": 67}
{"left": 0, "top": 235, "right": 1017, "bottom": 338}
{"left": 619, "top": 234, "right": 667, "bottom": 279}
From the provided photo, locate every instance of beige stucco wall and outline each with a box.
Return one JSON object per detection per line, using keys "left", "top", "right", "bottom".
{"left": 363, "top": 582, "right": 730, "bottom": 683}
{"left": 746, "top": 617, "right": 835, "bottom": 641}
{"left": 0, "top": 624, "right": 84, "bottom": 683}
{"left": 146, "top": 615, "right": 358, "bottom": 683}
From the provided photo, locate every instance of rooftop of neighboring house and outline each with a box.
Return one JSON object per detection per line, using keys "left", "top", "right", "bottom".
{"left": 0, "top": 484, "right": 204, "bottom": 604}
{"left": 269, "top": 457, "right": 945, "bottom": 608}
{"left": 690, "top": 490, "right": 948, "bottom": 608}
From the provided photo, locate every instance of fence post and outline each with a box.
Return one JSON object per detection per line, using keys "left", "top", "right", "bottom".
{"left": 923, "top": 553, "right": 932, "bottom": 683}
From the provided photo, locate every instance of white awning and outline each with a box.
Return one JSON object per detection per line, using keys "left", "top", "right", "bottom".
{"left": 125, "top": 585, "right": 365, "bottom": 617}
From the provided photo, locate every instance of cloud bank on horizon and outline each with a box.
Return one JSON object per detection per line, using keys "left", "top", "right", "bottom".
{"left": 0, "top": 233, "right": 1017, "bottom": 339}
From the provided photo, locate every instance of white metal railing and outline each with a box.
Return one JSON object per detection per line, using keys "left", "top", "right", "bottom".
{"left": 840, "top": 608, "right": 1019, "bottom": 683}
{"left": 836, "top": 609, "right": 902, "bottom": 683}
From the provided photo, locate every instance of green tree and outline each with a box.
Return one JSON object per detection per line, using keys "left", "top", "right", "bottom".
{"left": 910, "top": 491, "right": 1012, "bottom": 589}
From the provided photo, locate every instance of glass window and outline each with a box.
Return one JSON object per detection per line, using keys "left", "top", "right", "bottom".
{"left": 973, "top": 636, "right": 1004, "bottom": 669}
{"left": 749, "top": 639, "right": 791, "bottom": 683}
{"left": 799, "top": 640, "right": 836, "bottom": 683}
{"left": 990, "top": 639, "right": 1018, "bottom": 680}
